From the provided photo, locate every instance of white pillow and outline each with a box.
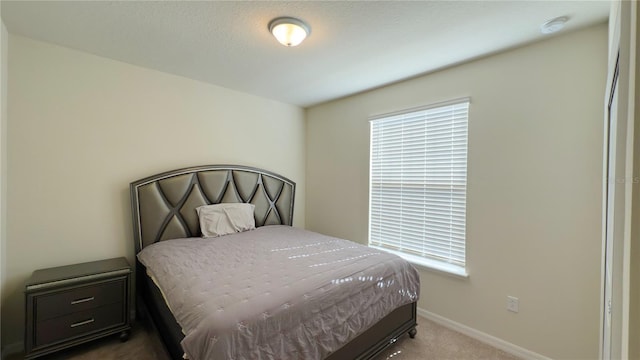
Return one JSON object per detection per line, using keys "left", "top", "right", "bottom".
{"left": 196, "top": 203, "right": 256, "bottom": 238}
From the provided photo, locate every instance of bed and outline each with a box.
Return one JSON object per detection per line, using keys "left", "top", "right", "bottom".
{"left": 130, "top": 165, "right": 419, "bottom": 359}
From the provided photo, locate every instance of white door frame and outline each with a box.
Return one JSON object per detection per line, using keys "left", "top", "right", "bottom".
{"left": 600, "top": 1, "right": 636, "bottom": 359}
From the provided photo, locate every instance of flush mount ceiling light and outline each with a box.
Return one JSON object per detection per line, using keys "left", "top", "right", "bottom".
{"left": 540, "top": 16, "right": 569, "bottom": 34}
{"left": 269, "top": 17, "right": 311, "bottom": 47}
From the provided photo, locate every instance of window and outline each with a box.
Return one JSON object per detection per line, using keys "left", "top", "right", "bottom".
{"left": 369, "top": 98, "right": 469, "bottom": 276}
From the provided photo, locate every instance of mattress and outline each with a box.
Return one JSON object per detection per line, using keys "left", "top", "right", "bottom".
{"left": 137, "top": 225, "right": 420, "bottom": 360}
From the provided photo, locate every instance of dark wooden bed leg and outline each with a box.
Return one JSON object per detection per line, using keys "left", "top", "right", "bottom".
{"left": 408, "top": 328, "right": 417, "bottom": 339}
{"left": 119, "top": 330, "right": 130, "bottom": 342}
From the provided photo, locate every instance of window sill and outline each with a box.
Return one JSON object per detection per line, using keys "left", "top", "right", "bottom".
{"left": 370, "top": 246, "right": 469, "bottom": 279}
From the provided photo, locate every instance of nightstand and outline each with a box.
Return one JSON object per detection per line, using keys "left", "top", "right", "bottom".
{"left": 24, "top": 257, "right": 132, "bottom": 359}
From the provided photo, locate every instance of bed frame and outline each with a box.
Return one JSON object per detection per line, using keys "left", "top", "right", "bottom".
{"left": 130, "top": 165, "right": 417, "bottom": 359}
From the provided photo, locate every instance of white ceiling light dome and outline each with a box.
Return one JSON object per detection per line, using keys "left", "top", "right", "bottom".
{"left": 269, "top": 17, "right": 311, "bottom": 47}
{"left": 540, "top": 16, "right": 569, "bottom": 34}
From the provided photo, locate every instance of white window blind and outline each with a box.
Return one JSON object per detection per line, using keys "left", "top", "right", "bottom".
{"left": 369, "top": 98, "right": 469, "bottom": 268}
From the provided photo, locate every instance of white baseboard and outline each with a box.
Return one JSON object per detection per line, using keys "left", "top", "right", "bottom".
{"left": 417, "top": 307, "right": 552, "bottom": 360}
{"left": 1, "top": 342, "right": 22, "bottom": 360}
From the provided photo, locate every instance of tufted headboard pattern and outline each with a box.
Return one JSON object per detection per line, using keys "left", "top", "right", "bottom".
{"left": 130, "top": 165, "right": 295, "bottom": 253}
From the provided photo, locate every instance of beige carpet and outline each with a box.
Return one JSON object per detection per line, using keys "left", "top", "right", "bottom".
{"left": 15, "top": 316, "right": 520, "bottom": 360}
{"left": 375, "top": 318, "right": 520, "bottom": 360}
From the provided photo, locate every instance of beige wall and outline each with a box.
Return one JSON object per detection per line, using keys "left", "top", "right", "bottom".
{"left": 2, "top": 35, "right": 306, "bottom": 347}
{"left": 306, "top": 24, "right": 607, "bottom": 359}
{"left": 0, "top": 16, "right": 7, "bottom": 352}
{"left": 629, "top": 3, "right": 640, "bottom": 358}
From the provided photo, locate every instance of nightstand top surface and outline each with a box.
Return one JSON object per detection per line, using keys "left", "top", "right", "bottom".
{"left": 26, "top": 257, "right": 130, "bottom": 291}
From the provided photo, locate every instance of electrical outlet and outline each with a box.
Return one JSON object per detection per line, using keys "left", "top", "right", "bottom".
{"left": 507, "top": 296, "right": 519, "bottom": 313}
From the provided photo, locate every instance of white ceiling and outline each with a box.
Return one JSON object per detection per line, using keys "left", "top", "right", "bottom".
{"left": 1, "top": 1, "right": 610, "bottom": 107}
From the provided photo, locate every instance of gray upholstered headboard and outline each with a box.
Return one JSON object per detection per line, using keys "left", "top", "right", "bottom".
{"left": 130, "top": 165, "right": 295, "bottom": 253}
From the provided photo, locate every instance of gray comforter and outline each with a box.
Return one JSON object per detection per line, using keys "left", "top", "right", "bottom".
{"left": 137, "top": 225, "right": 420, "bottom": 360}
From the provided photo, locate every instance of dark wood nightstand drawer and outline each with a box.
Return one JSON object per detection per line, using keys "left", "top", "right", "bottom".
{"left": 36, "top": 279, "right": 125, "bottom": 321}
{"left": 25, "top": 257, "right": 132, "bottom": 359}
{"left": 35, "top": 302, "right": 125, "bottom": 346}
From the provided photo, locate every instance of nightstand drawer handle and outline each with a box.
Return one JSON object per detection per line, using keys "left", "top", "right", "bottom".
{"left": 70, "top": 318, "right": 95, "bottom": 328}
{"left": 71, "top": 296, "right": 94, "bottom": 305}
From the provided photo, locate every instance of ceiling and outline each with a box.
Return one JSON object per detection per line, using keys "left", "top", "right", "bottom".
{"left": 1, "top": 1, "right": 610, "bottom": 107}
